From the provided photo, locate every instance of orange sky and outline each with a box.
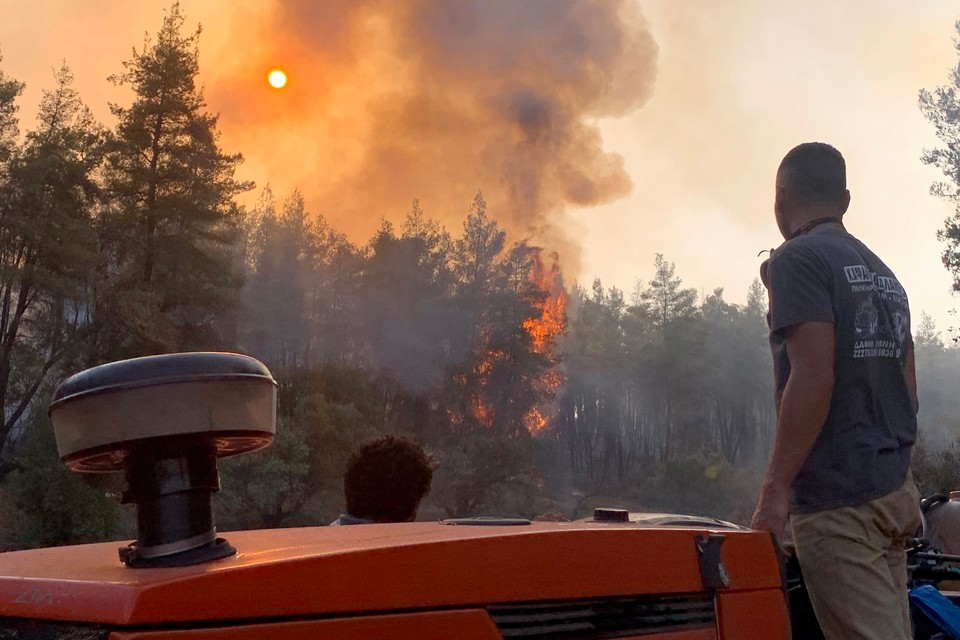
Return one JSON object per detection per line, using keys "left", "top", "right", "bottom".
{"left": 1, "top": 0, "right": 958, "bottom": 333}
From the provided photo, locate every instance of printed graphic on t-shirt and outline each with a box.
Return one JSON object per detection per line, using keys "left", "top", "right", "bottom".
{"left": 844, "top": 264, "right": 909, "bottom": 359}
{"left": 855, "top": 298, "right": 878, "bottom": 337}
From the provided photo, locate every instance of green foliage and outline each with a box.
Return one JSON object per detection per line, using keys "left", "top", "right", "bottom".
{"left": 216, "top": 365, "right": 388, "bottom": 529}
{"left": 8, "top": 5, "right": 960, "bottom": 551}
{"left": 425, "top": 427, "right": 540, "bottom": 518}
{"left": 559, "top": 261, "right": 773, "bottom": 493}
{"left": 2, "top": 410, "right": 128, "bottom": 548}
{"left": 920, "top": 19, "right": 960, "bottom": 292}
{"left": 560, "top": 451, "right": 763, "bottom": 525}
{"left": 97, "top": 2, "right": 252, "bottom": 359}
{"left": 890, "top": 315, "right": 960, "bottom": 493}
{"left": 215, "top": 410, "right": 315, "bottom": 530}
{"left": 242, "top": 190, "right": 314, "bottom": 373}
{"left": 641, "top": 253, "right": 698, "bottom": 329}
{"left": 441, "top": 193, "right": 563, "bottom": 436}
{"left": 630, "top": 454, "right": 762, "bottom": 525}
{"left": 0, "top": 53, "right": 24, "bottom": 167}
{"left": 0, "top": 64, "right": 104, "bottom": 442}
{"left": 241, "top": 187, "right": 363, "bottom": 370}
{"left": 699, "top": 288, "right": 773, "bottom": 462}
{"left": 216, "top": 389, "right": 378, "bottom": 529}
{"left": 913, "top": 437, "right": 960, "bottom": 496}
{"left": 358, "top": 208, "right": 456, "bottom": 392}
{"left": 917, "top": 310, "right": 945, "bottom": 349}
{"left": 453, "top": 192, "right": 505, "bottom": 292}
{"left": 913, "top": 323, "right": 960, "bottom": 448}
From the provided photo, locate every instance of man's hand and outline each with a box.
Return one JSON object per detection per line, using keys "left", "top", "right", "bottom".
{"left": 751, "top": 485, "right": 790, "bottom": 541}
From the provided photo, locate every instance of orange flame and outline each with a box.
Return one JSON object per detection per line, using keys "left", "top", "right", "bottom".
{"left": 449, "top": 247, "right": 566, "bottom": 433}
{"left": 522, "top": 250, "right": 567, "bottom": 348}
{"left": 471, "top": 396, "right": 496, "bottom": 428}
{"left": 521, "top": 248, "right": 567, "bottom": 432}
{"left": 523, "top": 406, "right": 548, "bottom": 432}
{"left": 523, "top": 294, "right": 566, "bottom": 354}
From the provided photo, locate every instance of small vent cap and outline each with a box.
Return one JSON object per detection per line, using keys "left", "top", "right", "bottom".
{"left": 593, "top": 508, "right": 630, "bottom": 522}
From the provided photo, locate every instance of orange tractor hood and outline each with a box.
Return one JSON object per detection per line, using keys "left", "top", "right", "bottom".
{"left": 0, "top": 521, "right": 783, "bottom": 626}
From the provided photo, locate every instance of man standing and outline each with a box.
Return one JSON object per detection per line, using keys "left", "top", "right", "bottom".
{"left": 751, "top": 142, "right": 920, "bottom": 639}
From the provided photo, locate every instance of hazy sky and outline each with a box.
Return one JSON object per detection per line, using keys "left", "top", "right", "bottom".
{"left": 1, "top": 1, "right": 959, "bottom": 332}
{"left": 587, "top": 1, "right": 960, "bottom": 333}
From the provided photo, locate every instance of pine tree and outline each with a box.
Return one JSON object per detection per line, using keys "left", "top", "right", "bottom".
{"left": 98, "top": 3, "right": 252, "bottom": 359}
{"left": 447, "top": 193, "right": 509, "bottom": 429}
{"left": 916, "top": 310, "right": 944, "bottom": 348}
{"left": 0, "top": 64, "right": 104, "bottom": 445}
{"left": 0, "top": 53, "right": 23, "bottom": 171}
{"left": 243, "top": 190, "right": 320, "bottom": 373}
{"left": 746, "top": 277, "right": 768, "bottom": 318}
{"left": 641, "top": 253, "right": 698, "bottom": 329}
{"left": 454, "top": 192, "right": 506, "bottom": 293}
{"left": 920, "top": 20, "right": 960, "bottom": 292}
{"left": 637, "top": 254, "right": 702, "bottom": 459}
{"left": 361, "top": 206, "right": 455, "bottom": 394}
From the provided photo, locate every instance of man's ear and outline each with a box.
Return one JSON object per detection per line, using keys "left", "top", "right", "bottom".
{"left": 840, "top": 189, "right": 851, "bottom": 215}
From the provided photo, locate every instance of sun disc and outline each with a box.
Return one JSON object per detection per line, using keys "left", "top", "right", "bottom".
{"left": 268, "top": 69, "right": 287, "bottom": 89}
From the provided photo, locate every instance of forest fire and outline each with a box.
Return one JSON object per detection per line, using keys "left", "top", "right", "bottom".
{"left": 521, "top": 248, "right": 567, "bottom": 432}
{"left": 523, "top": 407, "right": 548, "bottom": 433}
{"left": 522, "top": 249, "right": 567, "bottom": 356}
{"left": 447, "top": 247, "right": 567, "bottom": 433}
{"left": 470, "top": 348, "right": 503, "bottom": 428}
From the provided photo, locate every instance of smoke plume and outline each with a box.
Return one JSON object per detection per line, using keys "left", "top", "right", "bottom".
{"left": 208, "top": 0, "right": 658, "bottom": 271}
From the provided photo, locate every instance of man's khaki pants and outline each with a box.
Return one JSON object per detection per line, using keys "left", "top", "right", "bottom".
{"left": 790, "top": 474, "right": 921, "bottom": 640}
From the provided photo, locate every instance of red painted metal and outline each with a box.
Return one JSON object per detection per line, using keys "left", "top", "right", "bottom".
{"left": 717, "top": 588, "right": 791, "bottom": 639}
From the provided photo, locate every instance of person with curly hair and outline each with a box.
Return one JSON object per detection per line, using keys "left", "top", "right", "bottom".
{"left": 330, "top": 435, "right": 436, "bottom": 525}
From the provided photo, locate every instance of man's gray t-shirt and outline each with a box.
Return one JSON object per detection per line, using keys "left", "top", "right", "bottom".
{"left": 767, "top": 228, "right": 915, "bottom": 514}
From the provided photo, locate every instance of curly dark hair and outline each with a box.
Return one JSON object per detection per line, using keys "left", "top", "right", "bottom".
{"left": 344, "top": 435, "right": 436, "bottom": 522}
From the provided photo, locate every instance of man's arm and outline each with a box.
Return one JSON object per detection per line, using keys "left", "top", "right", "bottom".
{"left": 751, "top": 321, "right": 835, "bottom": 540}
{"left": 904, "top": 343, "right": 919, "bottom": 415}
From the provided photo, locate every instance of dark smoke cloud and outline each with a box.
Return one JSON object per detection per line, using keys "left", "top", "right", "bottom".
{"left": 210, "top": 0, "right": 657, "bottom": 272}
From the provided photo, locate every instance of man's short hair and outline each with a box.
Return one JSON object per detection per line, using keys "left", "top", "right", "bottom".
{"left": 778, "top": 142, "right": 846, "bottom": 204}
{"left": 344, "top": 435, "right": 435, "bottom": 522}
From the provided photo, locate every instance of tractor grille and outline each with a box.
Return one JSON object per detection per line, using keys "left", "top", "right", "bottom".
{"left": 488, "top": 593, "right": 715, "bottom": 638}
{"left": 0, "top": 620, "right": 108, "bottom": 640}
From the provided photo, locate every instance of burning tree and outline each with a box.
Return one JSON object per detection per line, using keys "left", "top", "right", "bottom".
{"left": 446, "top": 194, "right": 567, "bottom": 436}
{"left": 519, "top": 248, "right": 567, "bottom": 432}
